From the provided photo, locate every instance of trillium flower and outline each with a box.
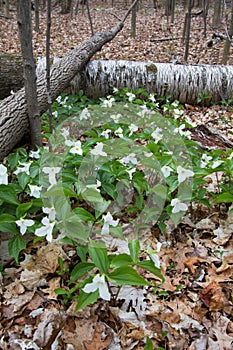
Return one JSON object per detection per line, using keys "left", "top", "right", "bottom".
{"left": 227, "top": 152, "right": 233, "bottom": 160}
{"left": 200, "top": 153, "right": 212, "bottom": 168}
{"left": 35, "top": 217, "right": 55, "bottom": 242}
{"left": 151, "top": 128, "right": 163, "bottom": 144}
{"left": 101, "top": 129, "right": 111, "bottom": 139}
{"left": 177, "top": 166, "right": 194, "bottom": 183}
{"left": 212, "top": 160, "right": 224, "bottom": 169}
{"left": 173, "top": 108, "right": 183, "bottom": 119}
{"left": 90, "top": 142, "right": 107, "bottom": 157}
{"left": 60, "top": 127, "right": 69, "bottom": 139}
{"left": 0, "top": 164, "right": 8, "bottom": 185}
{"left": 28, "top": 184, "right": 42, "bottom": 198}
{"left": 127, "top": 168, "right": 136, "bottom": 180}
{"left": 80, "top": 107, "right": 90, "bottom": 120}
{"left": 161, "top": 165, "right": 173, "bottom": 178}
{"left": 42, "top": 207, "right": 56, "bottom": 221}
{"left": 29, "top": 149, "right": 40, "bottom": 159}
{"left": 101, "top": 212, "right": 119, "bottom": 235}
{"left": 174, "top": 124, "right": 191, "bottom": 138}
{"left": 69, "top": 140, "right": 83, "bottom": 155}
{"left": 83, "top": 274, "right": 111, "bottom": 301}
{"left": 110, "top": 114, "right": 121, "bottom": 123}
{"left": 52, "top": 111, "right": 58, "bottom": 119}
{"left": 102, "top": 96, "right": 115, "bottom": 108}
{"left": 14, "top": 161, "right": 32, "bottom": 176}
{"left": 171, "top": 198, "right": 188, "bottom": 214}
{"left": 114, "top": 127, "right": 124, "bottom": 138}
{"left": 129, "top": 123, "right": 138, "bottom": 136}
{"left": 16, "top": 217, "right": 35, "bottom": 235}
{"left": 120, "top": 153, "right": 138, "bottom": 166}
{"left": 126, "top": 92, "right": 136, "bottom": 102}
{"left": 150, "top": 242, "right": 162, "bottom": 269}
{"left": 42, "top": 166, "right": 61, "bottom": 187}
{"left": 149, "top": 93, "right": 156, "bottom": 103}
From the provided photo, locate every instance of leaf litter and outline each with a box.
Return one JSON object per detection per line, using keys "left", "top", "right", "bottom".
{"left": 0, "top": 1, "right": 233, "bottom": 349}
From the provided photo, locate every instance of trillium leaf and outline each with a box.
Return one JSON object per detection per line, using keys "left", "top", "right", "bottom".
{"left": 70, "top": 262, "right": 95, "bottom": 283}
{"left": 8, "top": 234, "right": 26, "bottom": 264}
{"left": 16, "top": 202, "right": 33, "bottom": 219}
{"left": 88, "top": 240, "right": 109, "bottom": 274}
{"left": 214, "top": 192, "right": 233, "bottom": 203}
{"left": 137, "top": 260, "right": 164, "bottom": 282}
{"left": 110, "top": 254, "right": 133, "bottom": 269}
{"left": 108, "top": 266, "right": 148, "bottom": 286}
{"left": 75, "top": 289, "right": 99, "bottom": 311}
{"left": 0, "top": 185, "right": 19, "bottom": 205}
{"left": 128, "top": 239, "right": 140, "bottom": 263}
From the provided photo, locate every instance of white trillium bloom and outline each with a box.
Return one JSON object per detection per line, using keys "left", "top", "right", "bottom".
{"left": 127, "top": 168, "right": 136, "bottom": 180}
{"left": 129, "top": 123, "right": 138, "bottom": 136}
{"left": 101, "top": 129, "right": 111, "bottom": 139}
{"left": 173, "top": 108, "right": 184, "bottom": 119}
{"left": 161, "top": 165, "right": 173, "bottom": 178}
{"left": 151, "top": 127, "right": 163, "bottom": 143}
{"left": 42, "top": 166, "right": 61, "bottom": 187}
{"left": 29, "top": 184, "right": 42, "bottom": 198}
{"left": 16, "top": 218, "right": 35, "bottom": 235}
{"left": 14, "top": 161, "right": 32, "bottom": 176}
{"left": 69, "top": 140, "right": 83, "bottom": 155}
{"left": 29, "top": 149, "right": 40, "bottom": 159}
{"left": 114, "top": 127, "right": 124, "bottom": 138}
{"left": 42, "top": 207, "right": 56, "bottom": 221}
{"left": 101, "top": 212, "right": 119, "bottom": 235}
{"left": 102, "top": 97, "right": 115, "bottom": 108}
{"left": 90, "top": 142, "right": 107, "bottom": 157}
{"left": 60, "top": 127, "right": 69, "bottom": 139}
{"left": 0, "top": 164, "right": 8, "bottom": 185}
{"left": 80, "top": 108, "right": 90, "bottom": 120}
{"left": 83, "top": 274, "right": 111, "bottom": 301}
{"left": 110, "top": 114, "right": 121, "bottom": 123}
{"left": 212, "top": 160, "right": 224, "bottom": 169}
{"left": 120, "top": 153, "right": 138, "bottom": 166}
{"left": 171, "top": 198, "right": 188, "bottom": 213}
{"left": 126, "top": 92, "right": 136, "bottom": 102}
{"left": 177, "top": 166, "right": 194, "bottom": 183}
{"left": 35, "top": 217, "right": 55, "bottom": 242}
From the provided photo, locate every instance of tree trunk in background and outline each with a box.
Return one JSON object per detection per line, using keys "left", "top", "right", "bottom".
{"left": 0, "top": 21, "right": 124, "bottom": 159}
{"left": 0, "top": 54, "right": 24, "bottom": 99}
{"left": 17, "top": 0, "right": 42, "bottom": 147}
{"left": 212, "top": 0, "right": 222, "bottom": 28}
{"left": 222, "top": 0, "right": 233, "bottom": 65}
{"left": 131, "top": 0, "right": 137, "bottom": 37}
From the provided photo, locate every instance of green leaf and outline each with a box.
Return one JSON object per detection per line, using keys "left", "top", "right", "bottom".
{"left": 59, "top": 214, "right": 91, "bottom": 242}
{"left": 110, "top": 254, "right": 133, "bottom": 269}
{"left": 70, "top": 262, "right": 95, "bottom": 283}
{"left": 101, "top": 183, "right": 117, "bottom": 199}
{"left": 144, "top": 337, "right": 154, "bottom": 350}
{"left": 16, "top": 202, "right": 33, "bottom": 219}
{"left": 73, "top": 207, "right": 95, "bottom": 222}
{"left": 17, "top": 173, "right": 30, "bottom": 190}
{"left": 0, "top": 214, "right": 17, "bottom": 233}
{"left": 108, "top": 266, "right": 148, "bottom": 286}
{"left": 88, "top": 240, "right": 109, "bottom": 274}
{"left": 128, "top": 239, "right": 140, "bottom": 263}
{"left": 8, "top": 234, "right": 26, "bottom": 263}
{"left": 54, "top": 288, "right": 69, "bottom": 296}
{"left": 137, "top": 260, "right": 164, "bottom": 282}
{"left": 0, "top": 185, "right": 19, "bottom": 205}
{"left": 215, "top": 192, "right": 233, "bottom": 204}
{"left": 76, "top": 289, "right": 99, "bottom": 311}
{"left": 45, "top": 183, "right": 77, "bottom": 198}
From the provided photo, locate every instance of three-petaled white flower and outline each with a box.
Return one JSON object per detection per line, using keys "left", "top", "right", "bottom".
{"left": 83, "top": 274, "right": 111, "bottom": 301}
{"left": 35, "top": 217, "right": 55, "bottom": 242}
{"left": 90, "top": 142, "right": 107, "bottom": 157}
{"left": 114, "top": 127, "right": 124, "bottom": 138}
{"left": 102, "top": 96, "right": 115, "bottom": 108}
{"left": 126, "top": 92, "right": 136, "bottom": 102}
{"left": 171, "top": 198, "right": 188, "bottom": 213}
{"left": 127, "top": 168, "right": 136, "bottom": 180}
{"left": 0, "top": 164, "right": 8, "bottom": 185}
{"left": 80, "top": 108, "right": 90, "bottom": 120}
{"left": 129, "top": 124, "right": 138, "bottom": 136}
{"left": 110, "top": 114, "right": 121, "bottom": 123}
{"left": 60, "top": 127, "right": 69, "bottom": 139}
{"left": 69, "top": 140, "right": 83, "bottom": 155}
{"left": 173, "top": 108, "right": 183, "bottom": 119}
{"left": 200, "top": 153, "right": 212, "bottom": 168}
{"left": 101, "top": 212, "right": 119, "bottom": 235}
{"left": 14, "top": 161, "right": 32, "bottom": 176}
{"left": 42, "top": 166, "right": 61, "bottom": 187}
{"left": 28, "top": 184, "right": 42, "bottom": 198}
{"left": 212, "top": 160, "right": 224, "bottom": 169}
{"left": 29, "top": 149, "right": 40, "bottom": 159}
{"left": 161, "top": 165, "right": 173, "bottom": 178}
{"left": 151, "top": 128, "right": 163, "bottom": 144}
{"left": 120, "top": 153, "right": 138, "bottom": 166}
{"left": 150, "top": 242, "right": 162, "bottom": 269}
{"left": 177, "top": 166, "right": 194, "bottom": 183}
{"left": 174, "top": 124, "right": 191, "bottom": 138}
{"left": 101, "top": 129, "right": 111, "bottom": 139}
{"left": 42, "top": 207, "right": 56, "bottom": 221}
{"left": 16, "top": 217, "right": 35, "bottom": 235}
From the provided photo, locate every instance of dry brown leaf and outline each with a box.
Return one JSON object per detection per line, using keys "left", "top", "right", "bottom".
{"left": 199, "top": 280, "right": 226, "bottom": 311}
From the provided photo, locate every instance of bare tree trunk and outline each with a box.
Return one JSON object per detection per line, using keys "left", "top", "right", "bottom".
{"left": 222, "top": 0, "right": 233, "bottom": 64}
{"left": 17, "top": 0, "right": 42, "bottom": 148}
{"left": 184, "top": 0, "right": 192, "bottom": 61}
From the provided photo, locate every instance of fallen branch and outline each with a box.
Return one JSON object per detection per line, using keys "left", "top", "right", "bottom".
{"left": 150, "top": 37, "right": 182, "bottom": 42}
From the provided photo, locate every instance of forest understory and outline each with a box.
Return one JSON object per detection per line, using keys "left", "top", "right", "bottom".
{"left": 0, "top": 2, "right": 233, "bottom": 350}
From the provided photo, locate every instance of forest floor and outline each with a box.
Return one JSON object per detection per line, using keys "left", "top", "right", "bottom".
{"left": 0, "top": 2, "right": 233, "bottom": 350}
